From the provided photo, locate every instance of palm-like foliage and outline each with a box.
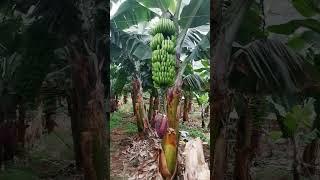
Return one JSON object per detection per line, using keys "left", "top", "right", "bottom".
{"left": 0, "top": 6, "right": 60, "bottom": 104}
{"left": 229, "top": 39, "right": 316, "bottom": 94}
{"left": 183, "top": 73, "right": 206, "bottom": 92}
{"left": 264, "top": 3, "right": 320, "bottom": 176}
{"left": 110, "top": 0, "right": 210, "bottom": 178}
{"left": 0, "top": 1, "right": 109, "bottom": 179}
{"left": 210, "top": 1, "right": 320, "bottom": 178}
{"left": 111, "top": 26, "right": 152, "bottom": 62}
{"left": 182, "top": 27, "right": 210, "bottom": 60}
{"left": 111, "top": 0, "right": 157, "bottom": 29}
{"left": 110, "top": 0, "right": 211, "bottom": 96}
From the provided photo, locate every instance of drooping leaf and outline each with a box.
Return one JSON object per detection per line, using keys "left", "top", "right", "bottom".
{"left": 188, "top": 32, "right": 210, "bottom": 61}
{"left": 292, "top": 0, "right": 320, "bottom": 17}
{"left": 182, "top": 73, "right": 206, "bottom": 92}
{"left": 111, "top": 26, "right": 152, "bottom": 61}
{"left": 112, "top": 67, "right": 130, "bottom": 96}
{"left": 111, "top": 0, "right": 157, "bottom": 30}
{"left": 180, "top": 25, "right": 209, "bottom": 61}
{"left": 229, "top": 39, "right": 311, "bottom": 94}
{"left": 268, "top": 19, "right": 320, "bottom": 35}
{"left": 136, "top": 0, "right": 177, "bottom": 15}
{"left": 181, "top": 26, "right": 207, "bottom": 50}
{"left": 178, "top": 0, "right": 209, "bottom": 29}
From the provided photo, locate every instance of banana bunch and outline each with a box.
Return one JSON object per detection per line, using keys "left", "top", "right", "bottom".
{"left": 162, "top": 39, "right": 175, "bottom": 54}
{"left": 170, "top": 35, "right": 177, "bottom": 44}
{"left": 151, "top": 18, "right": 176, "bottom": 36}
{"left": 150, "top": 33, "right": 164, "bottom": 50}
{"left": 152, "top": 51, "right": 175, "bottom": 86}
{"left": 150, "top": 18, "right": 177, "bottom": 88}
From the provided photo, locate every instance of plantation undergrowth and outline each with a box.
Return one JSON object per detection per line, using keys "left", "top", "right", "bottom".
{"left": 0, "top": 112, "right": 81, "bottom": 180}
{"left": 110, "top": 99, "right": 211, "bottom": 179}
{"left": 111, "top": 109, "right": 138, "bottom": 135}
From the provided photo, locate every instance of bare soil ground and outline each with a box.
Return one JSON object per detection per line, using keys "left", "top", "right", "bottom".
{"left": 110, "top": 103, "right": 210, "bottom": 179}
{"left": 252, "top": 136, "right": 320, "bottom": 180}
{"left": 0, "top": 110, "right": 83, "bottom": 180}
{"left": 109, "top": 103, "right": 319, "bottom": 180}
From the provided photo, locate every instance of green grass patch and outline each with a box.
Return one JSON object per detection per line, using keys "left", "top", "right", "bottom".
{"left": 0, "top": 168, "right": 38, "bottom": 180}
{"left": 110, "top": 111, "right": 123, "bottom": 130}
{"left": 29, "top": 131, "right": 74, "bottom": 161}
{"left": 118, "top": 101, "right": 133, "bottom": 114}
{"left": 124, "top": 122, "right": 138, "bottom": 134}
{"left": 188, "top": 129, "right": 209, "bottom": 143}
{"left": 269, "top": 131, "right": 283, "bottom": 142}
{"left": 111, "top": 111, "right": 138, "bottom": 134}
{"left": 180, "top": 123, "right": 209, "bottom": 143}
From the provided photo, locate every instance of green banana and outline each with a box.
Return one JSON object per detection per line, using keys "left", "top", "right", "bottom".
{"left": 150, "top": 18, "right": 177, "bottom": 87}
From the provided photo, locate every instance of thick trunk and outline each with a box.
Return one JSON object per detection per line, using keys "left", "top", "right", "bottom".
{"left": 17, "top": 103, "right": 26, "bottom": 149}
{"left": 154, "top": 92, "right": 160, "bottom": 112}
{"left": 67, "top": 94, "right": 81, "bottom": 170}
{"left": 44, "top": 97, "right": 57, "bottom": 134}
{"left": 234, "top": 102, "right": 247, "bottom": 180}
{"left": 213, "top": 127, "right": 227, "bottom": 180}
{"left": 234, "top": 150, "right": 251, "bottom": 180}
{"left": 183, "top": 96, "right": 189, "bottom": 122}
{"left": 131, "top": 92, "right": 134, "bottom": 113}
{"left": 0, "top": 122, "right": 17, "bottom": 166}
{"left": 110, "top": 96, "right": 117, "bottom": 112}
{"left": 132, "top": 75, "right": 150, "bottom": 134}
{"left": 234, "top": 98, "right": 262, "bottom": 180}
{"left": 166, "top": 86, "right": 181, "bottom": 132}
{"left": 204, "top": 106, "right": 209, "bottom": 129}
{"left": 302, "top": 139, "right": 319, "bottom": 175}
{"left": 188, "top": 99, "right": 192, "bottom": 113}
{"left": 210, "top": 0, "right": 224, "bottom": 176}
{"left": 131, "top": 91, "right": 137, "bottom": 115}
{"left": 0, "top": 93, "right": 19, "bottom": 165}
{"left": 292, "top": 138, "right": 300, "bottom": 180}
{"left": 201, "top": 107, "right": 205, "bottom": 128}
{"left": 151, "top": 92, "right": 160, "bottom": 127}
{"left": 212, "top": 98, "right": 229, "bottom": 179}
{"left": 210, "top": 0, "right": 254, "bottom": 178}
{"left": 160, "top": 85, "right": 181, "bottom": 178}
{"left": 148, "top": 92, "right": 155, "bottom": 121}
{"left": 69, "top": 44, "right": 107, "bottom": 180}
{"left": 179, "top": 102, "right": 184, "bottom": 119}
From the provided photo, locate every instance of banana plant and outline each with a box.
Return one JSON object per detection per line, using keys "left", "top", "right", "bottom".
{"left": 147, "top": 1, "right": 209, "bottom": 178}
{"left": 0, "top": 6, "right": 62, "bottom": 150}
{"left": 194, "top": 92, "right": 209, "bottom": 128}
{"left": 268, "top": 97, "right": 318, "bottom": 180}
{"left": 266, "top": 2, "right": 320, "bottom": 175}
{"left": 181, "top": 62, "right": 207, "bottom": 122}
{"left": 111, "top": 0, "right": 209, "bottom": 178}
{"left": 209, "top": 0, "right": 320, "bottom": 178}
